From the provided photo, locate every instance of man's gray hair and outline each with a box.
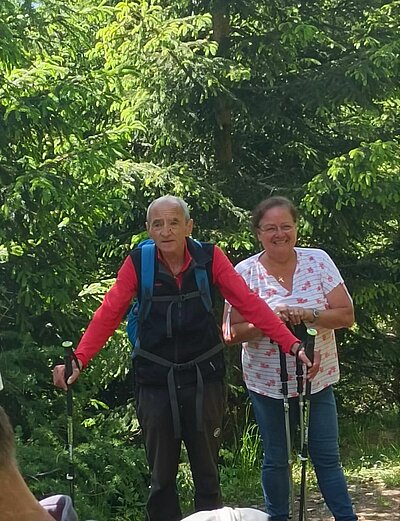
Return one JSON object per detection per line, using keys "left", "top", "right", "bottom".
{"left": 146, "top": 195, "right": 191, "bottom": 222}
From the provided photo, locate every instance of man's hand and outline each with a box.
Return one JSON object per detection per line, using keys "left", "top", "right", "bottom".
{"left": 297, "top": 348, "right": 321, "bottom": 381}
{"left": 52, "top": 358, "right": 82, "bottom": 391}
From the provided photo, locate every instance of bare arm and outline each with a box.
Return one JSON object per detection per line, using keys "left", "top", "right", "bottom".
{"left": 213, "top": 247, "right": 299, "bottom": 353}
{"left": 222, "top": 303, "right": 263, "bottom": 345}
{"left": 222, "top": 303, "right": 319, "bottom": 377}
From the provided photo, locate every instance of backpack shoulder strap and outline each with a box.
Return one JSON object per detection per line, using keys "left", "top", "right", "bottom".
{"left": 193, "top": 240, "right": 212, "bottom": 312}
{"left": 138, "top": 242, "right": 155, "bottom": 320}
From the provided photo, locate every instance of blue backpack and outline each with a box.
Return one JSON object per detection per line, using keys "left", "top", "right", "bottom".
{"left": 127, "top": 239, "right": 212, "bottom": 355}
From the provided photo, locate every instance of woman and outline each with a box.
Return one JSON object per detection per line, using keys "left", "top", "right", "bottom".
{"left": 223, "top": 196, "right": 357, "bottom": 521}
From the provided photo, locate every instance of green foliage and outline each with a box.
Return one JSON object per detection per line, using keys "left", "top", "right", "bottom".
{"left": 0, "top": 338, "right": 147, "bottom": 520}
{"left": 1, "top": 0, "right": 400, "bottom": 517}
{"left": 0, "top": 0, "right": 131, "bottom": 343}
{"left": 16, "top": 419, "right": 149, "bottom": 521}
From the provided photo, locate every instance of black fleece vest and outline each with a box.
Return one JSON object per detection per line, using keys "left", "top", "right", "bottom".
{"left": 130, "top": 238, "right": 225, "bottom": 387}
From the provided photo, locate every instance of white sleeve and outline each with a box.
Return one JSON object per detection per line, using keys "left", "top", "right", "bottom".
{"left": 318, "top": 250, "right": 345, "bottom": 295}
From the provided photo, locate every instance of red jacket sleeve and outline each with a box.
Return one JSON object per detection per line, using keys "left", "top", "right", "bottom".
{"left": 74, "top": 256, "right": 138, "bottom": 367}
{"left": 211, "top": 246, "right": 299, "bottom": 353}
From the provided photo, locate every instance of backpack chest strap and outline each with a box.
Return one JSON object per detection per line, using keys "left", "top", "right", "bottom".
{"left": 142, "top": 290, "right": 202, "bottom": 338}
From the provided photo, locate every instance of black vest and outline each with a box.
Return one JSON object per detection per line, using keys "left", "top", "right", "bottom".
{"left": 130, "top": 238, "right": 225, "bottom": 387}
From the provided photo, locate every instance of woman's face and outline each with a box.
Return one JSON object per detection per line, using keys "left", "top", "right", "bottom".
{"left": 256, "top": 205, "right": 297, "bottom": 255}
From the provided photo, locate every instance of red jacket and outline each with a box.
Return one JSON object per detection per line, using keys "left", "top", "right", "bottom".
{"left": 75, "top": 242, "right": 299, "bottom": 368}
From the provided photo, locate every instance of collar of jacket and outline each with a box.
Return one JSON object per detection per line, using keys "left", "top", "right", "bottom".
{"left": 186, "top": 237, "right": 212, "bottom": 268}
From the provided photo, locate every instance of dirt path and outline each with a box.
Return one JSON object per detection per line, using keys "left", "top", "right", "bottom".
{"left": 304, "top": 481, "right": 400, "bottom": 520}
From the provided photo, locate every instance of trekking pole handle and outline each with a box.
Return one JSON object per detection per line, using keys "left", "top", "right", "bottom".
{"left": 304, "top": 327, "right": 317, "bottom": 364}
{"left": 63, "top": 341, "right": 74, "bottom": 385}
{"left": 304, "top": 328, "right": 317, "bottom": 399}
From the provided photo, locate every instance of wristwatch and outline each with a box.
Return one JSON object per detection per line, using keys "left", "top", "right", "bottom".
{"left": 310, "top": 308, "right": 320, "bottom": 323}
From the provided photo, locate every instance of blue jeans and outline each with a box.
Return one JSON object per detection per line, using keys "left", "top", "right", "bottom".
{"left": 249, "top": 386, "right": 357, "bottom": 521}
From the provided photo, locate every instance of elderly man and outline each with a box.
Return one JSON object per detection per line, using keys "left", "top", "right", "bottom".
{"left": 53, "top": 195, "right": 310, "bottom": 521}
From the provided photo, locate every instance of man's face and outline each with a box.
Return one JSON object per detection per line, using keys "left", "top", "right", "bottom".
{"left": 146, "top": 201, "right": 193, "bottom": 256}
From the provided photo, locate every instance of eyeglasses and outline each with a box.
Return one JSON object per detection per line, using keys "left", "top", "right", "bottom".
{"left": 257, "top": 224, "right": 295, "bottom": 234}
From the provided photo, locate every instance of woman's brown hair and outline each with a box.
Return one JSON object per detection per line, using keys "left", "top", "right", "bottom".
{"left": 251, "top": 196, "right": 298, "bottom": 233}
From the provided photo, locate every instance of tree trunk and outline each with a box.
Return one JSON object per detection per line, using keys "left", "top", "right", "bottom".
{"left": 212, "top": 0, "right": 232, "bottom": 168}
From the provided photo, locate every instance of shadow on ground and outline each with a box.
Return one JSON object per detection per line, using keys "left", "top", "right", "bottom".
{"left": 304, "top": 480, "right": 400, "bottom": 520}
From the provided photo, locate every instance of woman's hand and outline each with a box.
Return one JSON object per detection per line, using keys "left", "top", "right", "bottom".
{"left": 275, "top": 283, "right": 355, "bottom": 331}
{"left": 274, "top": 304, "right": 312, "bottom": 326}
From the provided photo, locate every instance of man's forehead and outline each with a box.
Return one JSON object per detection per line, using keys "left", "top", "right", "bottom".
{"left": 148, "top": 201, "right": 185, "bottom": 221}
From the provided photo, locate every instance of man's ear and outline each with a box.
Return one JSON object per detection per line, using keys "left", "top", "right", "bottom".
{"left": 186, "top": 218, "right": 194, "bottom": 236}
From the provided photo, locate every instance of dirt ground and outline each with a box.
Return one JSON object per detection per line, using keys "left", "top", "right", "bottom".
{"left": 304, "top": 480, "right": 400, "bottom": 520}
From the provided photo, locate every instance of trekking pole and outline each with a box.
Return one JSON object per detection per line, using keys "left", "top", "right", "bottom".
{"left": 279, "top": 349, "right": 295, "bottom": 519}
{"left": 298, "top": 327, "right": 317, "bottom": 521}
{"left": 63, "top": 340, "right": 76, "bottom": 505}
{"left": 292, "top": 322, "right": 307, "bottom": 474}
{"left": 296, "top": 350, "right": 305, "bottom": 461}
{"left": 46, "top": 322, "right": 78, "bottom": 503}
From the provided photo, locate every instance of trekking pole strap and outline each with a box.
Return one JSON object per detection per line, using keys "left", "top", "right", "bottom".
{"left": 279, "top": 350, "right": 289, "bottom": 397}
{"left": 304, "top": 327, "right": 317, "bottom": 398}
{"left": 296, "top": 354, "right": 304, "bottom": 395}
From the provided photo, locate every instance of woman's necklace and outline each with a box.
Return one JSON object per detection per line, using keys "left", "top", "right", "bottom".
{"left": 261, "top": 252, "right": 296, "bottom": 285}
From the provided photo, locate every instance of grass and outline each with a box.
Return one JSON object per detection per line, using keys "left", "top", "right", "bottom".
{"left": 294, "top": 411, "right": 400, "bottom": 489}
{"left": 339, "top": 410, "right": 400, "bottom": 487}
{"left": 220, "top": 404, "right": 264, "bottom": 507}
{"left": 220, "top": 408, "right": 400, "bottom": 509}
{"left": 177, "top": 408, "right": 400, "bottom": 516}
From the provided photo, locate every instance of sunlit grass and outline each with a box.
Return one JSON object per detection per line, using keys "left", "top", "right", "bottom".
{"left": 177, "top": 408, "right": 400, "bottom": 516}
{"left": 219, "top": 408, "right": 400, "bottom": 509}
{"left": 339, "top": 410, "right": 400, "bottom": 487}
